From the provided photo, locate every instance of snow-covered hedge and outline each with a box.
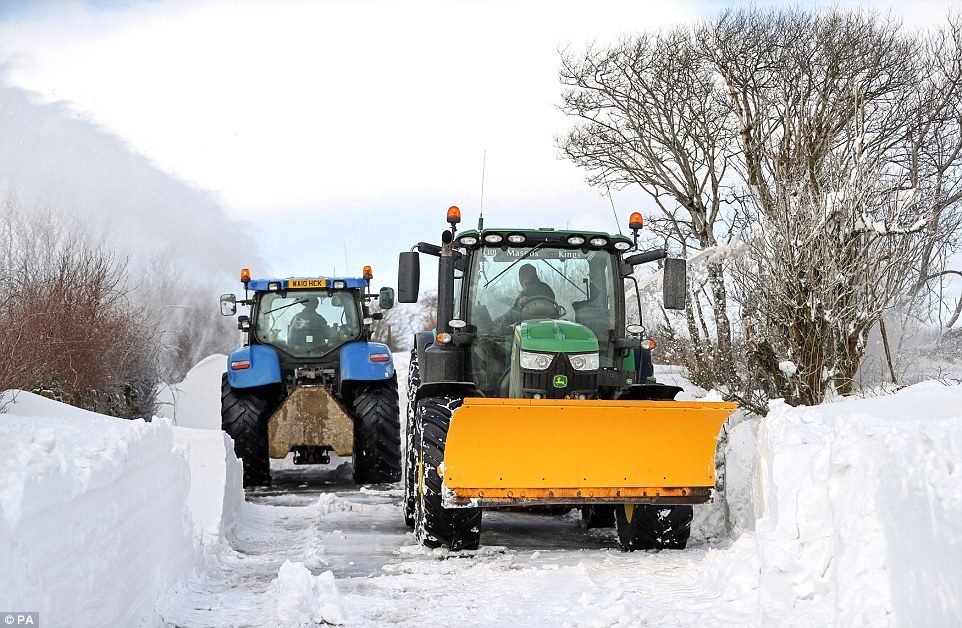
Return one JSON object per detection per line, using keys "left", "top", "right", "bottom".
{"left": 0, "top": 391, "right": 243, "bottom": 626}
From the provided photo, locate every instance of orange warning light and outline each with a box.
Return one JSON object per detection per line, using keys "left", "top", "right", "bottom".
{"left": 447, "top": 205, "right": 461, "bottom": 225}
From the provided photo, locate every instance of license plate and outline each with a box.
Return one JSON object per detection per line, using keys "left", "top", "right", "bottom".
{"left": 288, "top": 279, "right": 327, "bottom": 289}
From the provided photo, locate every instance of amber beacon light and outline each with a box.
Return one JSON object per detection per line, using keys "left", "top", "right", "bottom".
{"left": 447, "top": 205, "right": 461, "bottom": 225}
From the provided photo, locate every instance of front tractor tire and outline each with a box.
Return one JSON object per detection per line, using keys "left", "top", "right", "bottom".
{"left": 615, "top": 504, "right": 693, "bottom": 551}
{"left": 351, "top": 379, "right": 402, "bottom": 484}
{"left": 414, "top": 396, "right": 482, "bottom": 551}
{"left": 221, "top": 374, "right": 271, "bottom": 487}
{"left": 403, "top": 349, "right": 421, "bottom": 528}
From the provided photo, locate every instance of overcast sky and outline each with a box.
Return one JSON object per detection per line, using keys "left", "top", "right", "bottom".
{"left": 1, "top": 0, "right": 959, "bottom": 286}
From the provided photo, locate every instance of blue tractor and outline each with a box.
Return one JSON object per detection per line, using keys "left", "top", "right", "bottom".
{"left": 219, "top": 266, "right": 401, "bottom": 487}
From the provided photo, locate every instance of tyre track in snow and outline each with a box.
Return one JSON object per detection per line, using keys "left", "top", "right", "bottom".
{"left": 163, "top": 456, "right": 759, "bottom": 626}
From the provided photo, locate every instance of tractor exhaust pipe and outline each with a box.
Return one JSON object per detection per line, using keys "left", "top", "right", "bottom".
{"left": 437, "top": 228, "right": 456, "bottom": 334}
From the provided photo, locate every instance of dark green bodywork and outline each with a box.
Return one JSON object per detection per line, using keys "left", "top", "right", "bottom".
{"left": 508, "top": 319, "right": 600, "bottom": 397}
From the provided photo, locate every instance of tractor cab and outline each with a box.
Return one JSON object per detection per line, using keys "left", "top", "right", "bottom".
{"left": 454, "top": 227, "right": 630, "bottom": 399}
{"left": 221, "top": 272, "right": 396, "bottom": 381}
{"left": 245, "top": 277, "right": 374, "bottom": 366}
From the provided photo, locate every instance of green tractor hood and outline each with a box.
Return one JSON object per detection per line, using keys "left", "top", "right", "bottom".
{"left": 515, "top": 319, "right": 599, "bottom": 353}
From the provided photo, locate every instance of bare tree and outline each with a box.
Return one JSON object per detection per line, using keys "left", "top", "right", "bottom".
{"left": 899, "top": 19, "right": 962, "bottom": 332}
{"left": 703, "top": 10, "right": 960, "bottom": 404}
{"left": 0, "top": 199, "right": 159, "bottom": 417}
{"left": 561, "top": 9, "right": 962, "bottom": 408}
{"left": 560, "top": 28, "right": 743, "bottom": 391}
{"left": 137, "top": 254, "right": 241, "bottom": 382}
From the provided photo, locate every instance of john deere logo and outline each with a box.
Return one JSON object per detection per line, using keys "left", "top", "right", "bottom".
{"left": 552, "top": 374, "right": 568, "bottom": 388}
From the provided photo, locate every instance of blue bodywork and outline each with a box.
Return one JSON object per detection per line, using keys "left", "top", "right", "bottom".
{"left": 227, "top": 345, "right": 282, "bottom": 389}
{"left": 339, "top": 341, "right": 395, "bottom": 382}
{"left": 227, "top": 342, "right": 395, "bottom": 389}
{"left": 227, "top": 275, "right": 395, "bottom": 390}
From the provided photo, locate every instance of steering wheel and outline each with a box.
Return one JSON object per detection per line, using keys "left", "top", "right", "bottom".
{"left": 521, "top": 295, "right": 561, "bottom": 320}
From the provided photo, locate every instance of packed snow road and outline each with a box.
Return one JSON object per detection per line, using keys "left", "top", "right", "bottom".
{"left": 165, "top": 458, "right": 759, "bottom": 627}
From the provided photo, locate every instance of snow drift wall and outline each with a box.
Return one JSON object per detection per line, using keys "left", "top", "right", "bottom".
{"left": 753, "top": 382, "right": 962, "bottom": 624}
{"left": 156, "top": 353, "right": 227, "bottom": 430}
{"left": 0, "top": 390, "right": 244, "bottom": 626}
{"left": 173, "top": 427, "right": 245, "bottom": 543}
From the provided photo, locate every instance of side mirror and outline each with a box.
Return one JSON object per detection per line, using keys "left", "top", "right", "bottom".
{"left": 663, "top": 257, "right": 687, "bottom": 310}
{"left": 625, "top": 248, "right": 667, "bottom": 266}
{"left": 398, "top": 251, "right": 420, "bottom": 303}
{"left": 378, "top": 286, "right": 395, "bottom": 310}
{"left": 220, "top": 293, "right": 237, "bottom": 316}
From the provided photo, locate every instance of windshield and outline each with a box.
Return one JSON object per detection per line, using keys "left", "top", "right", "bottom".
{"left": 466, "top": 246, "right": 618, "bottom": 394}
{"left": 254, "top": 290, "right": 360, "bottom": 358}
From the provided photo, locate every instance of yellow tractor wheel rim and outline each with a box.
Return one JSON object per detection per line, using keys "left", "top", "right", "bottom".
{"left": 624, "top": 504, "right": 634, "bottom": 524}
{"left": 417, "top": 451, "right": 425, "bottom": 502}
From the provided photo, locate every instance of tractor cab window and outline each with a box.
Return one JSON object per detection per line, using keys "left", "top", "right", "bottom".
{"left": 466, "top": 245, "right": 617, "bottom": 394}
{"left": 255, "top": 290, "right": 360, "bottom": 358}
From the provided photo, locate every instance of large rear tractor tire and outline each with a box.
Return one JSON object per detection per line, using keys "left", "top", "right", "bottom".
{"left": 414, "top": 396, "right": 482, "bottom": 551}
{"left": 403, "top": 348, "right": 420, "bottom": 528}
{"left": 581, "top": 505, "right": 616, "bottom": 529}
{"left": 351, "top": 379, "right": 402, "bottom": 484}
{"left": 615, "top": 504, "right": 692, "bottom": 551}
{"left": 221, "top": 374, "right": 271, "bottom": 487}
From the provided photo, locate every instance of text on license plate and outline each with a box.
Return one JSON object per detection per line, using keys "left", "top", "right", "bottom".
{"left": 288, "top": 279, "right": 327, "bottom": 289}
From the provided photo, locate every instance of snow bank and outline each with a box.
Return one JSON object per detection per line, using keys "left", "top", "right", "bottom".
{"left": 754, "top": 382, "right": 962, "bottom": 624}
{"left": 156, "top": 353, "right": 226, "bottom": 429}
{"left": 0, "top": 389, "right": 245, "bottom": 625}
{"left": 0, "top": 392, "right": 199, "bottom": 625}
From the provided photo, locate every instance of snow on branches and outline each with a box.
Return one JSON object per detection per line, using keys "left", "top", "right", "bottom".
{"left": 562, "top": 9, "right": 962, "bottom": 407}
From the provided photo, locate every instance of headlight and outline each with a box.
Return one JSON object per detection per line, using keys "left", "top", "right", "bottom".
{"left": 613, "top": 241, "right": 631, "bottom": 251}
{"left": 520, "top": 350, "right": 553, "bottom": 370}
{"left": 268, "top": 282, "right": 281, "bottom": 291}
{"left": 589, "top": 237, "right": 608, "bottom": 247}
{"left": 507, "top": 234, "right": 526, "bottom": 244}
{"left": 333, "top": 280, "right": 346, "bottom": 289}
{"left": 569, "top": 352, "right": 599, "bottom": 371}
{"left": 459, "top": 235, "right": 478, "bottom": 246}
{"left": 566, "top": 235, "right": 586, "bottom": 246}
{"left": 484, "top": 233, "right": 504, "bottom": 244}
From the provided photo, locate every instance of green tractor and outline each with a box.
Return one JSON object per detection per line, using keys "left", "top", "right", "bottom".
{"left": 398, "top": 206, "right": 736, "bottom": 551}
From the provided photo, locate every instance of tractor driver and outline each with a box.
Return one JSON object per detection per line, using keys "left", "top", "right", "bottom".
{"left": 288, "top": 296, "right": 332, "bottom": 349}
{"left": 495, "top": 263, "right": 556, "bottom": 325}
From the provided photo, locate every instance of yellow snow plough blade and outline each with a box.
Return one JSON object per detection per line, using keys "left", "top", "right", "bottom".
{"left": 442, "top": 397, "right": 737, "bottom": 507}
